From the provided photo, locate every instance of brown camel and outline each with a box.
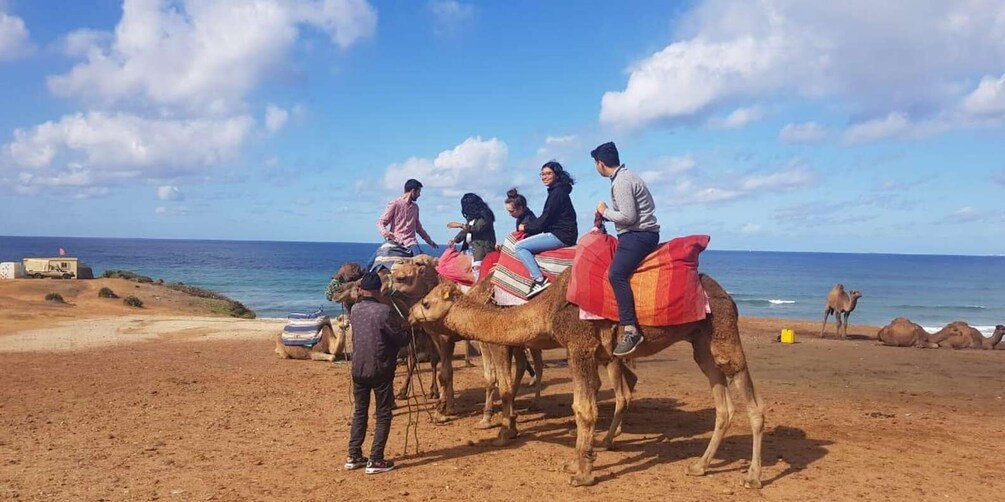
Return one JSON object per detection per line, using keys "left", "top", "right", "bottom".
{"left": 820, "top": 283, "right": 862, "bottom": 338}
{"left": 876, "top": 317, "right": 940, "bottom": 348}
{"left": 273, "top": 314, "right": 351, "bottom": 361}
{"left": 409, "top": 271, "right": 765, "bottom": 489}
{"left": 929, "top": 321, "right": 1005, "bottom": 350}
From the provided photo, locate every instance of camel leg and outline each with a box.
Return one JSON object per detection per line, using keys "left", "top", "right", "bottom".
{"left": 841, "top": 312, "right": 850, "bottom": 339}
{"left": 686, "top": 337, "right": 735, "bottom": 478}
{"left": 476, "top": 343, "right": 499, "bottom": 429}
{"left": 435, "top": 336, "right": 456, "bottom": 416}
{"left": 308, "top": 351, "right": 336, "bottom": 362}
{"left": 597, "top": 360, "right": 630, "bottom": 451}
{"left": 428, "top": 356, "right": 440, "bottom": 401}
{"left": 567, "top": 348, "right": 600, "bottom": 487}
{"left": 396, "top": 351, "right": 415, "bottom": 401}
{"left": 491, "top": 346, "right": 518, "bottom": 446}
{"left": 512, "top": 346, "right": 529, "bottom": 404}
{"left": 731, "top": 368, "right": 765, "bottom": 489}
{"left": 820, "top": 308, "right": 832, "bottom": 337}
{"left": 529, "top": 348, "right": 544, "bottom": 410}
{"left": 835, "top": 313, "right": 844, "bottom": 340}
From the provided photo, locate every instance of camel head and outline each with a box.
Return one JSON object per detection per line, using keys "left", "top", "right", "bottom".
{"left": 408, "top": 282, "right": 463, "bottom": 325}
{"left": 389, "top": 257, "right": 439, "bottom": 299}
{"left": 849, "top": 290, "right": 862, "bottom": 300}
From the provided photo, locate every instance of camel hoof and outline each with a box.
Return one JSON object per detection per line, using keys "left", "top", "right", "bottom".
{"left": 491, "top": 428, "right": 517, "bottom": 447}
{"left": 595, "top": 440, "right": 615, "bottom": 452}
{"left": 686, "top": 463, "right": 706, "bottom": 477}
{"left": 432, "top": 412, "right": 451, "bottom": 425}
{"left": 474, "top": 417, "right": 496, "bottom": 430}
{"left": 442, "top": 406, "right": 457, "bottom": 416}
{"left": 743, "top": 477, "right": 763, "bottom": 490}
{"left": 429, "top": 391, "right": 440, "bottom": 400}
{"left": 569, "top": 474, "right": 597, "bottom": 487}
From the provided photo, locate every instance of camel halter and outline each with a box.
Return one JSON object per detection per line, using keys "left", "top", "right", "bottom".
{"left": 386, "top": 281, "right": 438, "bottom": 457}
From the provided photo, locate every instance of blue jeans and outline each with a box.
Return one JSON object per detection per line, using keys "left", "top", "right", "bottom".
{"left": 513, "top": 232, "right": 565, "bottom": 280}
{"left": 609, "top": 231, "right": 660, "bottom": 327}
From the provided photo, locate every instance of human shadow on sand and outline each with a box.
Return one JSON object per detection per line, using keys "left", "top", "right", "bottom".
{"left": 397, "top": 392, "right": 831, "bottom": 487}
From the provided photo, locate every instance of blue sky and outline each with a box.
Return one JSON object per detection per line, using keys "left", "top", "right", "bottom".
{"left": 1, "top": 0, "right": 1004, "bottom": 255}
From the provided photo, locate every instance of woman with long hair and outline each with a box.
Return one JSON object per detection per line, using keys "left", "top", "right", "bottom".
{"left": 446, "top": 192, "right": 497, "bottom": 265}
{"left": 514, "top": 161, "right": 578, "bottom": 297}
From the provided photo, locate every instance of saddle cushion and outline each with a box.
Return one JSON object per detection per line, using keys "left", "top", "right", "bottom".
{"left": 435, "top": 248, "right": 476, "bottom": 285}
{"left": 490, "top": 232, "right": 576, "bottom": 305}
{"left": 281, "top": 309, "right": 331, "bottom": 347}
{"left": 567, "top": 232, "right": 710, "bottom": 326}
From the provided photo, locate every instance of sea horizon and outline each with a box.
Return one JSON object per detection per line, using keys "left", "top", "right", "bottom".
{"left": 2, "top": 235, "right": 1003, "bottom": 334}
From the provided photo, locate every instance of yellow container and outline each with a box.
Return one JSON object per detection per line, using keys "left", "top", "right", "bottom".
{"left": 780, "top": 329, "right": 795, "bottom": 344}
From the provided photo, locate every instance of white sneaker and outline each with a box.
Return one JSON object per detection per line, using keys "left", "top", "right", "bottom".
{"left": 526, "top": 277, "right": 551, "bottom": 298}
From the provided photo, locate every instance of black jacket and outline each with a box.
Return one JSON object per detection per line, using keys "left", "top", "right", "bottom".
{"left": 522, "top": 182, "right": 579, "bottom": 246}
{"left": 515, "top": 209, "right": 537, "bottom": 231}
{"left": 349, "top": 298, "right": 409, "bottom": 382}
{"left": 453, "top": 214, "right": 497, "bottom": 262}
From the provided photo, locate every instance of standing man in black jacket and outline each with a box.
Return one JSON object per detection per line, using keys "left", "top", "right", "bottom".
{"left": 344, "top": 271, "right": 409, "bottom": 474}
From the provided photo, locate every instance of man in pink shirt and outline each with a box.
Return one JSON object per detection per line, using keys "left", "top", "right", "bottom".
{"left": 376, "top": 179, "right": 439, "bottom": 256}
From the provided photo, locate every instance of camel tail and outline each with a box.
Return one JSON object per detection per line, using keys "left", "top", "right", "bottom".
{"left": 619, "top": 359, "right": 638, "bottom": 393}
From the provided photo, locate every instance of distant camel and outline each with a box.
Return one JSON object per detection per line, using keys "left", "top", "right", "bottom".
{"left": 930, "top": 321, "right": 1005, "bottom": 350}
{"left": 274, "top": 314, "right": 351, "bottom": 361}
{"left": 876, "top": 317, "right": 939, "bottom": 348}
{"left": 820, "top": 283, "right": 862, "bottom": 338}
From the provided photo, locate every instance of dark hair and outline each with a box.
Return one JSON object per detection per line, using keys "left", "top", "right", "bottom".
{"left": 404, "top": 179, "right": 423, "bottom": 193}
{"left": 505, "top": 188, "right": 527, "bottom": 209}
{"left": 460, "top": 193, "right": 494, "bottom": 222}
{"left": 541, "top": 160, "right": 575, "bottom": 186}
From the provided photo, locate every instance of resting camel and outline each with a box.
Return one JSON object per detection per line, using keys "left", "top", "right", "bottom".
{"left": 274, "top": 314, "right": 352, "bottom": 361}
{"left": 876, "top": 317, "right": 940, "bottom": 348}
{"left": 929, "top": 321, "right": 1005, "bottom": 350}
{"left": 409, "top": 270, "right": 765, "bottom": 489}
{"left": 821, "top": 283, "right": 862, "bottom": 338}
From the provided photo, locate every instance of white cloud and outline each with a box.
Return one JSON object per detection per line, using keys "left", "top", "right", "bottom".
{"left": 545, "top": 135, "right": 576, "bottom": 146}
{"left": 536, "top": 134, "right": 579, "bottom": 160}
{"left": 0, "top": 9, "right": 30, "bottom": 61}
{"left": 4, "top": 112, "right": 254, "bottom": 191}
{"left": 47, "top": 0, "right": 377, "bottom": 113}
{"left": 265, "top": 105, "right": 289, "bottom": 134}
{"left": 740, "top": 223, "right": 762, "bottom": 235}
{"left": 779, "top": 122, "right": 827, "bottom": 144}
{"left": 638, "top": 155, "right": 697, "bottom": 184}
{"left": 962, "top": 73, "right": 1005, "bottom": 117}
{"left": 739, "top": 164, "right": 815, "bottom": 191}
{"left": 945, "top": 206, "right": 987, "bottom": 223}
{"left": 709, "top": 106, "right": 764, "bottom": 129}
{"left": 666, "top": 160, "right": 815, "bottom": 207}
{"left": 155, "top": 205, "right": 189, "bottom": 216}
{"left": 157, "top": 185, "right": 183, "bottom": 201}
{"left": 600, "top": 0, "right": 1005, "bottom": 131}
{"left": 428, "top": 1, "right": 474, "bottom": 35}
{"left": 843, "top": 113, "right": 910, "bottom": 144}
{"left": 383, "top": 136, "right": 508, "bottom": 193}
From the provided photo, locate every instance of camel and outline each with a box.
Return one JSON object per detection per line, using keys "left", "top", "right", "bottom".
{"left": 876, "top": 317, "right": 940, "bottom": 348}
{"left": 409, "top": 270, "right": 765, "bottom": 489}
{"left": 820, "top": 283, "right": 862, "bottom": 338}
{"left": 274, "top": 314, "right": 352, "bottom": 361}
{"left": 929, "top": 321, "right": 1005, "bottom": 350}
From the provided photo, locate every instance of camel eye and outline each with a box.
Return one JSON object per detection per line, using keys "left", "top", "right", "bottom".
{"left": 421, "top": 301, "right": 429, "bottom": 309}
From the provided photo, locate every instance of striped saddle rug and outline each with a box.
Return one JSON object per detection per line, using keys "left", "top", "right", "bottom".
{"left": 567, "top": 232, "right": 711, "bottom": 326}
{"left": 490, "top": 232, "right": 576, "bottom": 306}
{"left": 280, "top": 308, "right": 332, "bottom": 347}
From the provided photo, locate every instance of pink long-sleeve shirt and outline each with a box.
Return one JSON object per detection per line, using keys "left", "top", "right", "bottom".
{"left": 376, "top": 197, "right": 431, "bottom": 248}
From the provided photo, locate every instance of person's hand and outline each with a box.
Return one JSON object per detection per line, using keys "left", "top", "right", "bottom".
{"left": 446, "top": 221, "right": 464, "bottom": 229}
{"left": 518, "top": 224, "right": 525, "bottom": 232}
{"left": 428, "top": 240, "right": 440, "bottom": 249}
{"left": 446, "top": 239, "right": 456, "bottom": 247}
{"left": 596, "top": 201, "right": 608, "bottom": 214}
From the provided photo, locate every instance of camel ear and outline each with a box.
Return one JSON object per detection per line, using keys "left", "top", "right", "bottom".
{"left": 441, "top": 287, "right": 452, "bottom": 301}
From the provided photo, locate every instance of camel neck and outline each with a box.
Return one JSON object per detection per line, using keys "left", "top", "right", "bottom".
{"left": 441, "top": 295, "right": 552, "bottom": 346}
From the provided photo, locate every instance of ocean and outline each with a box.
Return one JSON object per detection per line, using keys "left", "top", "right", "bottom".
{"left": 2, "top": 236, "right": 1003, "bottom": 335}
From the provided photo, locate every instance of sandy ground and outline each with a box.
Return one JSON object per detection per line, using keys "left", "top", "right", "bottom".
{"left": 1, "top": 297, "right": 1004, "bottom": 500}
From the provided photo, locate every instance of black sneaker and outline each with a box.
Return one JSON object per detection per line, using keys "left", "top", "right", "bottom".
{"left": 365, "top": 459, "right": 395, "bottom": 474}
{"left": 613, "top": 326, "right": 644, "bottom": 357}
{"left": 344, "top": 455, "right": 368, "bottom": 470}
{"left": 526, "top": 277, "right": 551, "bottom": 298}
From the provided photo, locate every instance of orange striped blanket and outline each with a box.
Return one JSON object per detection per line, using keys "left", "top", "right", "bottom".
{"left": 490, "top": 232, "right": 576, "bottom": 306}
{"left": 567, "top": 232, "right": 710, "bottom": 326}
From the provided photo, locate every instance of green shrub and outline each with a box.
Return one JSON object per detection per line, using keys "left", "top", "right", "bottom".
{"left": 98, "top": 287, "right": 118, "bottom": 299}
{"left": 102, "top": 270, "right": 154, "bottom": 283}
{"left": 123, "top": 295, "right": 144, "bottom": 308}
{"left": 44, "top": 292, "right": 65, "bottom": 303}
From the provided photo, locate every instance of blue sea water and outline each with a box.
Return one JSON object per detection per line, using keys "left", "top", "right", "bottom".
{"left": 2, "top": 236, "right": 1003, "bottom": 334}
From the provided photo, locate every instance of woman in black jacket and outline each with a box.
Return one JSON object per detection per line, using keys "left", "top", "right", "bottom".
{"left": 446, "top": 193, "right": 497, "bottom": 264}
{"left": 514, "top": 161, "right": 578, "bottom": 297}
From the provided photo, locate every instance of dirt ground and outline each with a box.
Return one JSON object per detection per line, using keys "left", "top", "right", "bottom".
{"left": 2, "top": 311, "right": 1004, "bottom": 501}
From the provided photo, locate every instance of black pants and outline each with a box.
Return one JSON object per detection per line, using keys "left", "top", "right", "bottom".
{"left": 347, "top": 376, "right": 395, "bottom": 461}
{"left": 609, "top": 231, "right": 660, "bottom": 327}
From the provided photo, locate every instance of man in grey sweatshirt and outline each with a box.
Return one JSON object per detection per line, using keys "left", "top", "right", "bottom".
{"left": 593, "top": 141, "right": 661, "bottom": 356}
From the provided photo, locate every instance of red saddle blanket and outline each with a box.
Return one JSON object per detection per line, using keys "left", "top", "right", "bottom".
{"left": 567, "top": 232, "right": 710, "bottom": 326}
{"left": 490, "top": 232, "right": 576, "bottom": 304}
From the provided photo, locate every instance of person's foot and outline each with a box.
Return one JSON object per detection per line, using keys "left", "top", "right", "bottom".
{"left": 365, "top": 459, "right": 395, "bottom": 474}
{"left": 613, "top": 326, "right": 644, "bottom": 357}
{"left": 344, "top": 455, "right": 368, "bottom": 470}
{"left": 526, "top": 277, "right": 551, "bottom": 298}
